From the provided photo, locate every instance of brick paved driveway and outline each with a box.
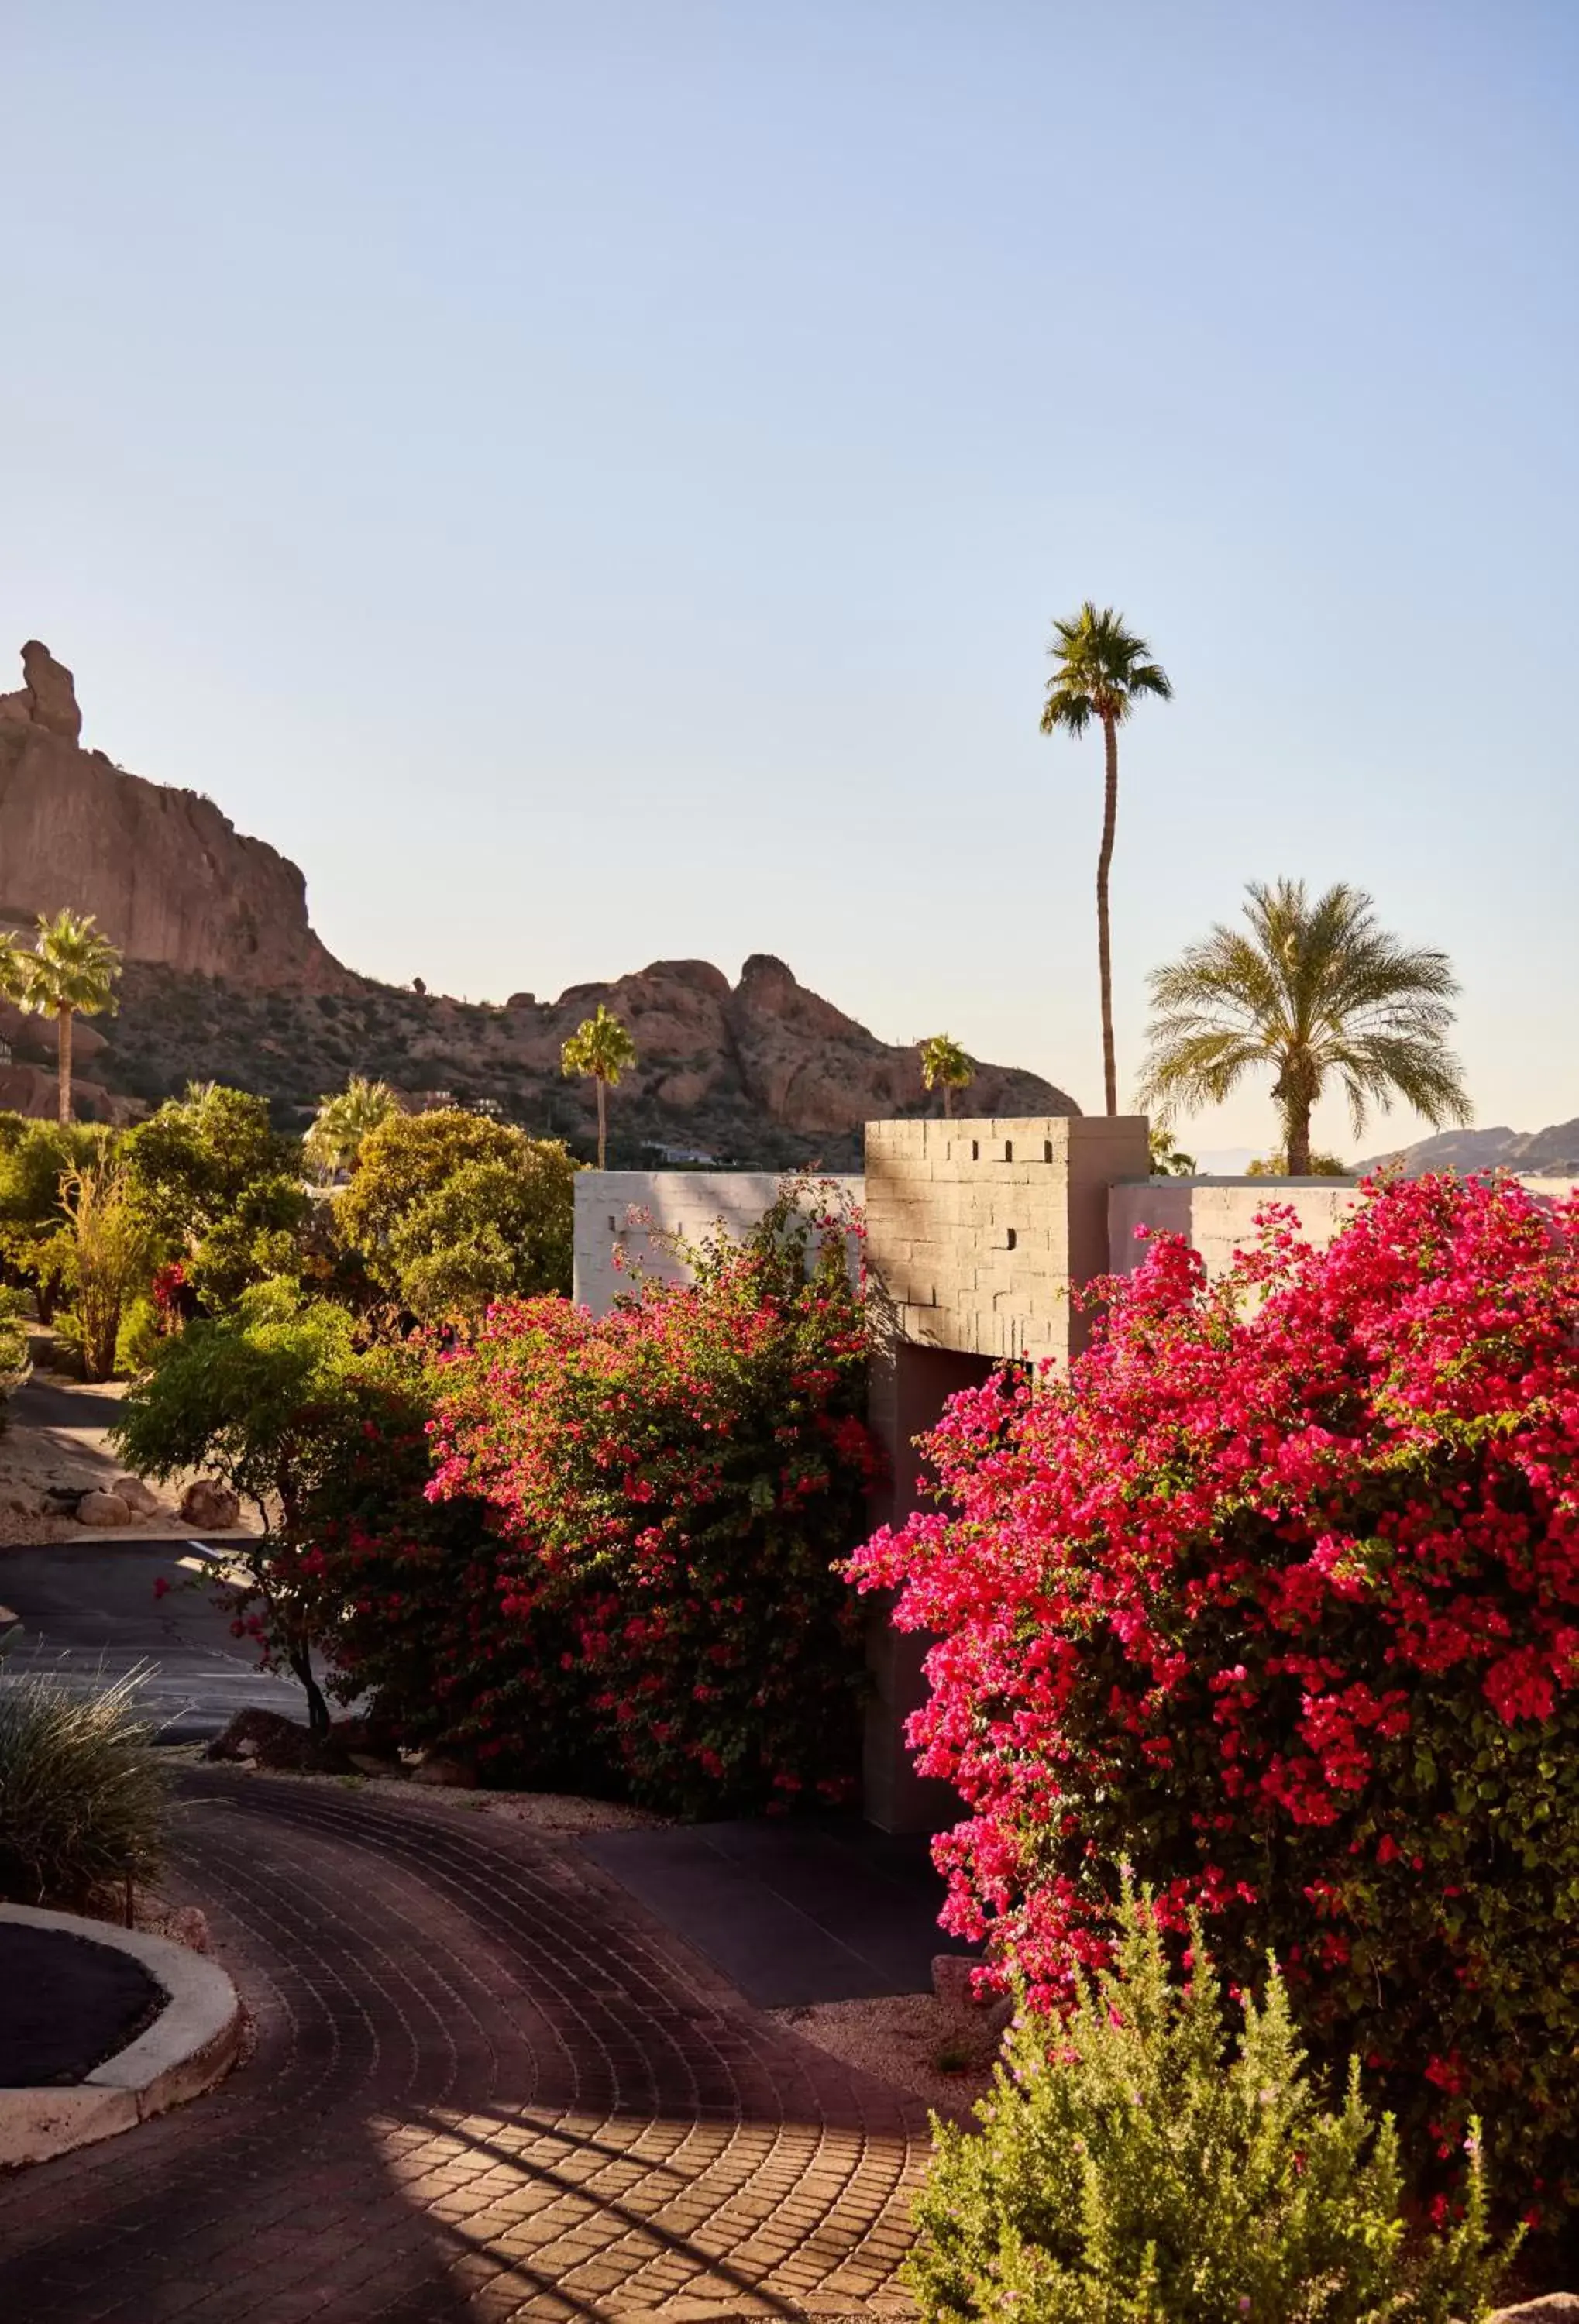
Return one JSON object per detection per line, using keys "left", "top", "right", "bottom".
{"left": 0, "top": 1772, "right": 930, "bottom": 2323}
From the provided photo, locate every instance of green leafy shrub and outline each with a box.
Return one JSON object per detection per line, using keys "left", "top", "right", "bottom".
{"left": 911, "top": 1888, "right": 1505, "bottom": 2324}
{"left": 0, "top": 1666, "right": 167, "bottom": 1906}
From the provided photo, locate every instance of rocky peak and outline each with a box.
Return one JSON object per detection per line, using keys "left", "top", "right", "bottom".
{"left": 0, "top": 641, "right": 82, "bottom": 744}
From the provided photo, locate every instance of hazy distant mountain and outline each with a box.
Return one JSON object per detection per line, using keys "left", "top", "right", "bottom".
{"left": 1354, "top": 1122, "right": 1579, "bottom": 1177}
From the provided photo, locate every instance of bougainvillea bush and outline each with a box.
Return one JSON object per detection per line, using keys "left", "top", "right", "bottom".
{"left": 304, "top": 1188, "right": 880, "bottom": 1813}
{"left": 851, "top": 1172, "right": 1579, "bottom": 2210}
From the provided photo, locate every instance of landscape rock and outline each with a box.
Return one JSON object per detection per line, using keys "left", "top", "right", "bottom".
{"left": 205, "top": 1708, "right": 351, "bottom": 1772}
{"left": 76, "top": 1490, "right": 131, "bottom": 1527}
{"left": 1493, "top": 2302, "right": 1579, "bottom": 2321}
{"left": 411, "top": 1752, "right": 479, "bottom": 1789}
{"left": 179, "top": 1479, "right": 242, "bottom": 1529}
{"left": 112, "top": 1475, "right": 162, "bottom": 1518}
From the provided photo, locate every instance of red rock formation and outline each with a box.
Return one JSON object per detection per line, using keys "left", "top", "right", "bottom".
{"left": 0, "top": 644, "right": 357, "bottom": 993}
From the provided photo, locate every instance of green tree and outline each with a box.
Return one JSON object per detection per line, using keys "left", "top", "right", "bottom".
{"left": 1247, "top": 1149, "right": 1348, "bottom": 1177}
{"left": 1148, "top": 1125, "right": 1197, "bottom": 1175}
{"left": 111, "top": 1286, "right": 360, "bottom": 1734}
{"left": 13, "top": 910, "right": 122, "bottom": 1126}
{"left": 389, "top": 1150, "right": 577, "bottom": 1323}
{"left": 0, "top": 1119, "right": 108, "bottom": 1321}
{"left": 303, "top": 1075, "right": 397, "bottom": 1183}
{"left": 335, "top": 1107, "right": 577, "bottom": 1319}
{"left": 560, "top": 1003, "right": 637, "bottom": 1169}
{"left": 1138, "top": 879, "right": 1471, "bottom": 1176}
{"left": 919, "top": 1033, "right": 974, "bottom": 1119}
{"left": 1040, "top": 603, "right": 1172, "bottom": 1116}
{"left": 120, "top": 1083, "right": 308, "bottom": 1308}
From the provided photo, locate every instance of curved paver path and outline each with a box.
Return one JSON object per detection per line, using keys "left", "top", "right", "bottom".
{"left": 0, "top": 1772, "right": 929, "bottom": 2324}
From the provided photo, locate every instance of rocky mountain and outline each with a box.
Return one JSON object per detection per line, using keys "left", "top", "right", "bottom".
{"left": 101, "top": 954, "right": 1076, "bottom": 1170}
{"left": 0, "top": 642, "right": 1077, "bottom": 1163}
{"left": 0, "top": 642, "right": 356, "bottom": 993}
{"left": 1354, "top": 1122, "right": 1579, "bottom": 1177}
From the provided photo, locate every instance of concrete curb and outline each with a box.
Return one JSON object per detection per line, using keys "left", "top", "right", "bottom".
{"left": 0, "top": 1903, "right": 243, "bottom": 2168}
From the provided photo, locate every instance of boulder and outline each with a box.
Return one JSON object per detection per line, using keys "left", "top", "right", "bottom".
{"left": 179, "top": 1478, "right": 242, "bottom": 1529}
{"left": 1495, "top": 2303, "right": 1579, "bottom": 2321}
{"left": 76, "top": 1490, "right": 131, "bottom": 1526}
{"left": 112, "top": 1475, "right": 162, "bottom": 1518}
{"left": 411, "top": 1751, "right": 479, "bottom": 1789}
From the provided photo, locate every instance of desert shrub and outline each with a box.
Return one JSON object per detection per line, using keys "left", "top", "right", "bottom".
{"left": 852, "top": 1174, "right": 1579, "bottom": 2213}
{"left": 910, "top": 1883, "right": 1504, "bottom": 2324}
{"left": 0, "top": 1666, "right": 167, "bottom": 1906}
{"left": 317, "top": 1185, "right": 879, "bottom": 1810}
{"left": 61, "top": 1153, "right": 154, "bottom": 1380}
{"left": 115, "top": 1293, "right": 165, "bottom": 1376}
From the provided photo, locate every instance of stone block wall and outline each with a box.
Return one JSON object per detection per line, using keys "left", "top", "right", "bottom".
{"left": 863, "top": 1115, "right": 1151, "bottom": 1363}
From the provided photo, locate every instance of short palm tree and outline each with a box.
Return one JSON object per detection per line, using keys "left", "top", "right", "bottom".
{"left": 15, "top": 909, "right": 122, "bottom": 1126}
{"left": 1041, "top": 603, "right": 1172, "bottom": 1116}
{"left": 920, "top": 1033, "right": 974, "bottom": 1118}
{"left": 561, "top": 1003, "right": 637, "bottom": 1170}
{"left": 304, "top": 1075, "right": 397, "bottom": 1182}
{"left": 1137, "top": 879, "right": 1471, "bottom": 1174}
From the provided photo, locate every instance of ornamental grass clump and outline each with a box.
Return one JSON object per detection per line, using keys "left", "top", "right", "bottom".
{"left": 852, "top": 1171, "right": 1579, "bottom": 2213}
{"left": 0, "top": 1664, "right": 166, "bottom": 1906}
{"left": 910, "top": 1886, "right": 1504, "bottom": 2324}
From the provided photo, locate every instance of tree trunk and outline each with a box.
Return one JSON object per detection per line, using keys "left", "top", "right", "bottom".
{"left": 596, "top": 1078, "right": 607, "bottom": 1171}
{"left": 287, "top": 1638, "right": 332, "bottom": 1738}
{"left": 1096, "top": 717, "right": 1120, "bottom": 1116}
{"left": 1285, "top": 1104, "right": 1313, "bottom": 1177}
{"left": 57, "top": 1006, "right": 72, "bottom": 1126}
{"left": 943, "top": 1082, "right": 953, "bottom": 1119}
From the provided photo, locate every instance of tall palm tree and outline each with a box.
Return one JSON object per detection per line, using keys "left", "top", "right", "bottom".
{"left": 16, "top": 909, "right": 122, "bottom": 1126}
{"left": 919, "top": 1033, "right": 974, "bottom": 1119}
{"left": 561, "top": 1003, "right": 637, "bottom": 1170}
{"left": 304, "top": 1075, "right": 397, "bottom": 1182}
{"left": 1137, "top": 879, "right": 1471, "bottom": 1174}
{"left": 1041, "top": 603, "right": 1172, "bottom": 1115}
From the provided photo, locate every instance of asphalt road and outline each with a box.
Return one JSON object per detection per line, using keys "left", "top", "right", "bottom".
{"left": 0, "top": 1537, "right": 313, "bottom": 1741}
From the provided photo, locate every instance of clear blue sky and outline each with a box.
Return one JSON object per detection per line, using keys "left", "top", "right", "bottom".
{"left": 3, "top": 3, "right": 1575, "bottom": 1156}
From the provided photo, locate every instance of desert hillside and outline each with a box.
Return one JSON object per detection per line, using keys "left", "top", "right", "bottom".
{"left": 0, "top": 641, "right": 1077, "bottom": 1164}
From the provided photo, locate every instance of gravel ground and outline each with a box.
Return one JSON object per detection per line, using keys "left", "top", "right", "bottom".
{"left": 772, "top": 1990, "right": 997, "bottom": 2118}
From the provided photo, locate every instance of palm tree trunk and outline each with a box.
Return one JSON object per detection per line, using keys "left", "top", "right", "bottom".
{"left": 1096, "top": 716, "right": 1120, "bottom": 1116}
{"left": 597, "top": 1078, "right": 607, "bottom": 1171}
{"left": 57, "top": 1006, "right": 72, "bottom": 1126}
{"left": 943, "top": 1083, "right": 953, "bottom": 1119}
{"left": 1285, "top": 1105, "right": 1313, "bottom": 1176}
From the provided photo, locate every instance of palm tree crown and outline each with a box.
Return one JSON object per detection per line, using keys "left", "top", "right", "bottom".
{"left": 1041, "top": 602, "right": 1171, "bottom": 1116}
{"left": 561, "top": 1004, "right": 638, "bottom": 1170}
{"left": 1137, "top": 879, "right": 1471, "bottom": 1175}
{"left": 14, "top": 909, "right": 122, "bottom": 1126}
{"left": 1040, "top": 603, "right": 1173, "bottom": 739}
{"left": 305, "top": 1076, "right": 398, "bottom": 1182}
{"left": 919, "top": 1033, "right": 974, "bottom": 1119}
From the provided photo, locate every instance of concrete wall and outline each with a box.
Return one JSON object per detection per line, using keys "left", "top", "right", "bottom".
{"left": 1109, "top": 1174, "right": 1579, "bottom": 1284}
{"left": 573, "top": 1171, "right": 862, "bottom": 1316}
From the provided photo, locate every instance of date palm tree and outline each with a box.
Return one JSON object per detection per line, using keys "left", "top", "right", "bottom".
{"left": 920, "top": 1033, "right": 974, "bottom": 1118}
{"left": 561, "top": 1003, "right": 637, "bottom": 1170}
{"left": 1137, "top": 879, "right": 1471, "bottom": 1174}
{"left": 15, "top": 909, "right": 122, "bottom": 1126}
{"left": 304, "top": 1075, "right": 397, "bottom": 1182}
{"left": 1041, "top": 603, "right": 1172, "bottom": 1115}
